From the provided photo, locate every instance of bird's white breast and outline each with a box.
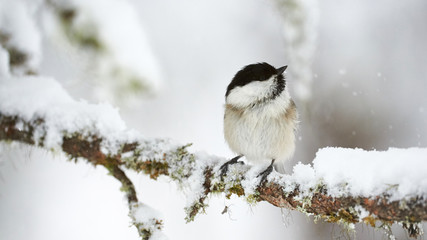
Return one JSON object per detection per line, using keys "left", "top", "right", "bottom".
{"left": 224, "top": 90, "right": 297, "bottom": 165}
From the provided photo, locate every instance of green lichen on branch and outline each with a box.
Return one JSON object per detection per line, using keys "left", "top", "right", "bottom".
{"left": 125, "top": 158, "right": 169, "bottom": 180}
{"left": 184, "top": 201, "right": 208, "bottom": 223}
{"left": 184, "top": 168, "right": 213, "bottom": 222}
{"left": 120, "top": 142, "right": 194, "bottom": 181}
{"left": 129, "top": 203, "right": 165, "bottom": 240}
{"left": 134, "top": 221, "right": 163, "bottom": 240}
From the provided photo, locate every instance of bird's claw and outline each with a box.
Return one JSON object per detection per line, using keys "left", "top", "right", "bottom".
{"left": 257, "top": 159, "right": 275, "bottom": 185}
{"left": 220, "top": 155, "right": 243, "bottom": 178}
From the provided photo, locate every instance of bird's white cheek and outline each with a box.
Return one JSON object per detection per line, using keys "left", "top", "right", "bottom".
{"left": 226, "top": 79, "right": 273, "bottom": 107}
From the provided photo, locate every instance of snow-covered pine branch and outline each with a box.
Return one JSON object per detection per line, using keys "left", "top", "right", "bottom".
{"left": 1, "top": 76, "right": 426, "bottom": 239}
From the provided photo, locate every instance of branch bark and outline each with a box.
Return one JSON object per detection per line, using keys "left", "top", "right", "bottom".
{"left": 0, "top": 113, "right": 426, "bottom": 239}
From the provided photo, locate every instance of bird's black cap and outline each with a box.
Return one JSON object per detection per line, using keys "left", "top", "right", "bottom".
{"left": 226, "top": 62, "right": 287, "bottom": 97}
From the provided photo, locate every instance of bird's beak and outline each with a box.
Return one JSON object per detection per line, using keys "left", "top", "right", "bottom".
{"left": 276, "top": 65, "right": 288, "bottom": 75}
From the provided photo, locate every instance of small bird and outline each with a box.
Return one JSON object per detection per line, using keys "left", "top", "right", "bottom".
{"left": 221, "top": 62, "right": 298, "bottom": 182}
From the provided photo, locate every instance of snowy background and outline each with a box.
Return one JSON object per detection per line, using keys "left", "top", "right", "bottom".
{"left": 1, "top": 0, "right": 427, "bottom": 239}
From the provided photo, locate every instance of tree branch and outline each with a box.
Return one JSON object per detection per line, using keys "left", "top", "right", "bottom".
{"left": 0, "top": 113, "right": 426, "bottom": 239}
{"left": 0, "top": 115, "right": 162, "bottom": 239}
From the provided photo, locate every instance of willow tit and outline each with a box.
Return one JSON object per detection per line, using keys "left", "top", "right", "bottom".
{"left": 221, "top": 62, "right": 298, "bottom": 182}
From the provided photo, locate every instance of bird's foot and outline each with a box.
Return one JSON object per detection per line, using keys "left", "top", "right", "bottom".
{"left": 257, "top": 159, "right": 275, "bottom": 185}
{"left": 220, "top": 155, "right": 243, "bottom": 178}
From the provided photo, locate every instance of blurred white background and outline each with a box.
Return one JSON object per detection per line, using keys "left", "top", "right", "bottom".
{"left": 1, "top": 0, "right": 427, "bottom": 239}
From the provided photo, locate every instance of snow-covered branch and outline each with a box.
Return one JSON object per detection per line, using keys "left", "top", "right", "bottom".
{"left": 0, "top": 0, "right": 162, "bottom": 103}
{"left": 0, "top": 117, "right": 167, "bottom": 240}
{"left": 1, "top": 77, "right": 426, "bottom": 239}
{"left": 0, "top": 0, "right": 42, "bottom": 75}
{"left": 0, "top": 76, "right": 170, "bottom": 239}
{"left": 45, "top": 0, "right": 162, "bottom": 101}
